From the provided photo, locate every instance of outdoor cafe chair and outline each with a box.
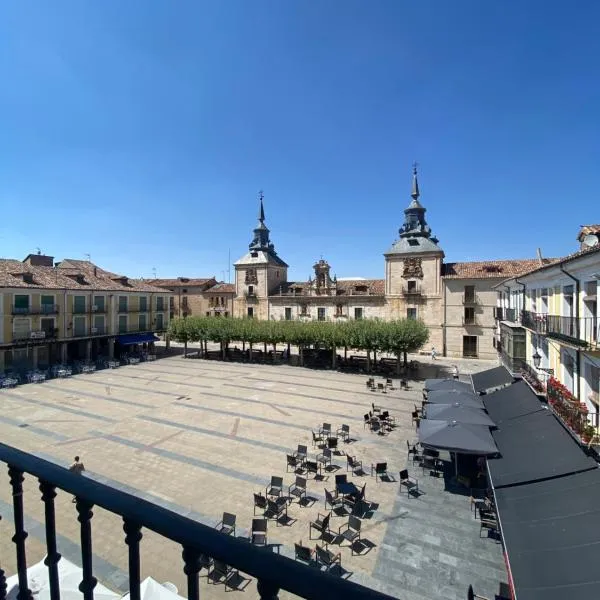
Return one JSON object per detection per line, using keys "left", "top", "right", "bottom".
{"left": 288, "top": 476, "right": 307, "bottom": 504}
{"left": 346, "top": 483, "right": 368, "bottom": 516}
{"left": 377, "top": 382, "right": 387, "bottom": 393}
{"left": 411, "top": 411, "right": 421, "bottom": 428}
{"left": 371, "top": 462, "right": 389, "bottom": 482}
{"left": 399, "top": 470, "right": 419, "bottom": 497}
{"left": 317, "top": 448, "right": 333, "bottom": 471}
{"left": 480, "top": 517, "right": 500, "bottom": 539}
{"left": 335, "top": 473, "right": 347, "bottom": 487}
{"left": 304, "top": 460, "right": 320, "bottom": 479}
{"left": 209, "top": 560, "right": 246, "bottom": 591}
{"left": 337, "top": 515, "right": 362, "bottom": 554}
{"left": 381, "top": 411, "right": 396, "bottom": 426}
{"left": 346, "top": 455, "right": 363, "bottom": 475}
{"left": 315, "top": 544, "right": 342, "bottom": 572}
{"left": 295, "top": 444, "right": 308, "bottom": 461}
{"left": 216, "top": 512, "right": 236, "bottom": 536}
{"left": 372, "top": 402, "right": 382, "bottom": 414}
{"left": 294, "top": 542, "right": 315, "bottom": 566}
{"left": 385, "top": 377, "right": 395, "bottom": 390}
{"left": 287, "top": 454, "right": 304, "bottom": 473}
{"left": 325, "top": 488, "right": 345, "bottom": 512}
{"left": 363, "top": 413, "right": 373, "bottom": 429}
{"left": 327, "top": 436, "right": 339, "bottom": 452}
{"left": 320, "top": 423, "right": 332, "bottom": 436}
{"left": 309, "top": 512, "right": 335, "bottom": 543}
{"left": 312, "top": 429, "right": 325, "bottom": 447}
{"left": 266, "top": 498, "right": 288, "bottom": 526}
{"left": 253, "top": 492, "right": 268, "bottom": 515}
{"left": 337, "top": 424, "right": 350, "bottom": 442}
{"left": 407, "top": 441, "right": 421, "bottom": 464}
{"left": 251, "top": 518, "right": 268, "bottom": 546}
{"left": 266, "top": 476, "right": 283, "bottom": 499}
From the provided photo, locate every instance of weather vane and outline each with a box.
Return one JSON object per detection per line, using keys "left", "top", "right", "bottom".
{"left": 412, "top": 161, "right": 419, "bottom": 172}
{"left": 259, "top": 190, "right": 264, "bottom": 201}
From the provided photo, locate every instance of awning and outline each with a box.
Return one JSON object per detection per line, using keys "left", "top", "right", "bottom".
{"left": 495, "top": 468, "right": 600, "bottom": 600}
{"left": 424, "top": 378, "right": 472, "bottom": 393}
{"left": 424, "top": 404, "right": 496, "bottom": 427}
{"left": 418, "top": 419, "right": 498, "bottom": 455}
{"left": 117, "top": 333, "right": 160, "bottom": 345}
{"left": 426, "top": 390, "right": 485, "bottom": 409}
{"left": 471, "top": 365, "right": 514, "bottom": 394}
{"left": 488, "top": 410, "right": 597, "bottom": 488}
{"left": 482, "top": 380, "right": 545, "bottom": 424}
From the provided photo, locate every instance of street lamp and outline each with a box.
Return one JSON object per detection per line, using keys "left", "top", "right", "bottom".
{"left": 532, "top": 350, "right": 541, "bottom": 369}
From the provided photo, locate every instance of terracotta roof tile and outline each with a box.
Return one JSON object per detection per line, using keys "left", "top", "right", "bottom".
{"left": 272, "top": 279, "right": 385, "bottom": 296}
{"left": 205, "top": 283, "right": 235, "bottom": 293}
{"left": 146, "top": 277, "right": 216, "bottom": 288}
{"left": 513, "top": 244, "right": 600, "bottom": 279}
{"left": 442, "top": 258, "right": 559, "bottom": 279}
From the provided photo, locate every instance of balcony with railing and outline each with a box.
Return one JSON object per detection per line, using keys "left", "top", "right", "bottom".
{"left": 521, "top": 311, "right": 599, "bottom": 348}
{"left": 0, "top": 442, "right": 395, "bottom": 600}
{"left": 520, "top": 310, "right": 548, "bottom": 334}
{"left": 462, "top": 294, "right": 480, "bottom": 305}
{"left": 495, "top": 307, "right": 518, "bottom": 323}
{"left": 12, "top": 304, "right": 60, "bottom": 315}
{"left": 90, "top": 325, "right": 108, "bottom": 335}
{"left": 12, "top": 328, "right": 60, "bottom": 343}
{"left": 462, "top": 316, "right": 479, "bottom": 326}
{"left": 401, "top": 285, "right": 423, "bottom": 298}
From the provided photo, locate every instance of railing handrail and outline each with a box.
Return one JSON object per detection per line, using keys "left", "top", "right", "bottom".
{"left": 0, "top": 443, "right": 394, "bottom": 600}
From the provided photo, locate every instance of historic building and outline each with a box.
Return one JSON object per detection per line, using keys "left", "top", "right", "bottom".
{"left": 0, "top": 253, "right": 170, "bottom": 372}
{"left": 232, "top": 169, "right": 554, "bottom": 360}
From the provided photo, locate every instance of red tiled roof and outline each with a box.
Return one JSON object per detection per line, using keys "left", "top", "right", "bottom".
{"left": 205, "top": 282, "right": 235, "bottom": 294}
{"left": 442, "top": 258, "right": 559, "bottom": 279}
{"left": 273, "top": 279, "right": 385, "bottom": 296}
{"left": 146, "top": 277, "right": 216, "bottom": 288}
{"left": 511, "top": 244, "right": 600, "bottom": 279}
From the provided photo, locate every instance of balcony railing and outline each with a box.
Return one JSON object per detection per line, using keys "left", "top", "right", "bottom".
{"left": 90, "top": 326, "right": 108, "bottom": 335}
{"left": 462, "top": 294, "right": 480, "bottom": 305}
{"left": 12, "top": 305, "right": 60, "bottom": 315}
{"left": 73, "top": 306, "right": 87, "bottom": 315}
{"left": 495, "top": 307, "right": 518, "bottom": 322}
{"left": 0, "top": 443, "right": 395, "bottom": 600}
{"left": 462, "top": 317, "right": 479, "bottom": 326}
{"left": 91, "top": 305, "right": 107, "bottom": 313}
{"left": 12, "top": 328, "right": 59, "bottom": 343}
{"left": 401, "top": 286, "right": 422, "bottom": 297}
{"left": 520, "top": 310, "right": 548, "bottom": 334}
{"left": 245, "top": 291, "right": 257, "bottom": 299}
{"left": 521, "top": 311, "right": 599, "bottom": 347}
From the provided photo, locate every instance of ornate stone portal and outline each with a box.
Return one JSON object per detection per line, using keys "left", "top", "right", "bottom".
{"left": 402, "top": 257, "right": 424, "bottom": 279}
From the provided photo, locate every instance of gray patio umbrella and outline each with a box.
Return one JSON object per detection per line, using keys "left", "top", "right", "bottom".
{"left": 426, "top": 390, "right": 484, "bottom": 409}
{"left": 424, "top": 378, "right": 472, "bottom": 393}
{"left": 418, "top": 419, "right": 498, "bottom": 455}
{"left": 424, "top": 404, "right": 496, "bottom": 427}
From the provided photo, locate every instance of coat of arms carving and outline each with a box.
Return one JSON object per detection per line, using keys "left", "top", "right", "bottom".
{"left": 244, "top": 268, "right": 258, "bottom": 284}
{"left": 402, "top": 257, "right": 423, "bottom": 279}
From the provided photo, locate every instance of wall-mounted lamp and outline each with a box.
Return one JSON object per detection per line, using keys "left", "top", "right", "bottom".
{"left": 532, "top": 350, "right": 541, "bottom": 369}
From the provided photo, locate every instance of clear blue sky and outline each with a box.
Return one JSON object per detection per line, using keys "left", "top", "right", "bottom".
{"left": 1, "top": 1, "right": 599, "bottom": 282}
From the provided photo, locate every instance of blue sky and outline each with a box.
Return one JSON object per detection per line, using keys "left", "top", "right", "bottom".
{"left": 1, "top": 1, "right": 599, "bottom": 282}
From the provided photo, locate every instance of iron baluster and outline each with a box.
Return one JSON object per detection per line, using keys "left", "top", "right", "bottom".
{"left": 0, "top": 513, "right": 6, "bottom": 600}
{"left": 123, "top": 519, "right": 142, "bottom": 600}
{"left": 181, "top": 547, "right": 201, "bottom": 600}
{"left": 39, "top": 481, "right": 61, "bottom": 600}
{"left": 8, "top": 467, "right": 32, "bottom": 600}
{"left": 75, "top": 499, "right": 97, "bottom": 600}
{"left": 257, "top": 579, "right": 280, "bottom": 600}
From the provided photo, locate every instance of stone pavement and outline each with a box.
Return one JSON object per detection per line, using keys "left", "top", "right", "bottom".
{"left": 0, "top": 354, "right": 504, "bottom": 599}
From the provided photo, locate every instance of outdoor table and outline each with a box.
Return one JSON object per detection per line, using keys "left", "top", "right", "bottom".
{"left": 108, "top": 360, "right": 120, "bottom": 368}
{"left": 336, "top": 482, "right": 359, "bottom": 505}
{"left": 56, "top": 369, "right": 68, "bottom": 377}
{"left": 146, "top": 354, "right": 157, "bottom": 361}
{"left": 129, "top": 357, "right": 141, "bottom": 365}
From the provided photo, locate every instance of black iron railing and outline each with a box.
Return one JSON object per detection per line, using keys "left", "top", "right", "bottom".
{"left": 401, "top": 286, "right": 422, "bottom": 297}
{"left": 504, "top": 308, "right": 517, "bottom": 323}
{"left": 0, "top": 443, "right": 394, "bottom": 600}
{"left": 520, "top": 310, "right": 548, "bottom": 334}
{"left": 12, "top": 305, "right": 60, "bottom": 315}
{"left": 521, "top": 312, "right": 598, "bottom": 347}
{"left": 462, "top": 294, "right": 480, "bottom": 305}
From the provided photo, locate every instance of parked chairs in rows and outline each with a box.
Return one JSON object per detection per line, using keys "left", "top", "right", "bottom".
{"left": 251, "top": 518, "right": 268, "bottom": 546}
{"left": 216, "top": 512, "right": 236, "bottom": 536}
{"left": 399, "top": 470, "right": 419, "bottom": 497}
{"left": 266, "top": 476, "right": 283, "bottom": 499}
{"left": 289, "top": 476, "right": 307, "bottom": 504}
{"left": 346, "top": 455, "right": 363, "bottom": 475}
{"left": 371, "top": 462, "right": 389, "bottom": 482}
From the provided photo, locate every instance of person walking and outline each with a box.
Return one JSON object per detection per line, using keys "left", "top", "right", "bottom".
{"left": 453, "top": 365, "right": 459, "bottom": 380}
{"left": 69, "top": 456, "right": 85, "bottom": 503}
{"left": 431, "top": 346, "right": 437, "bottom": 360}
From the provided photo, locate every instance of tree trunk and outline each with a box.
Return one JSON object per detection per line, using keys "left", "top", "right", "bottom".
{"left": 299, "top": 345, "right": 304, "bottom": 367}
{"left": 344, "top": 346, "right": 347, "bottom": 361}
{"left": 366, "top": 350, "right": 371, "bottom": 373}
{"left": 373, "top": 349, "right": 377, "bottom": 367}
{"left": 264, "top": 342, "right": 268, "bottom": 358}
{"left": 396, "top": 354, "right": 402, "bottom": 376}
{"left": 249, "top": 342, "right": 253, "bottom": 362}
{"left": 287, "top": 343, "right": 291, "bottom": 363}
{"left": 204, "top": 339, "right": 208, "bottom": 357}
{"left": 332, "top": 347, "right": 337, "bottom": 369}
{"left": 403, "top": 351, "right": 408, "bottom": 367}
{"left": 184, "top": 340, "right": 187, "bottom": 358}
{"left": 242, "top": 341, "right": 246, "bottom": 352}
{"left": 222, "top": 341, "right": 226, "bottom": 361}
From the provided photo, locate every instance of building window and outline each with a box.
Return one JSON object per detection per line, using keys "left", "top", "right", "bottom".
{"left": 285, "top": 307, "right": 292, "bottom": 320}
{"left": 206, "top": 311, "right": 210, "bottom": 317}
{"left": 248, "top": 285, "right": 254, "bottom": 296}
{"left": 73, "top": 295, "right": 86, "bottom": 314}
{"left": 14, "top": 295, "right": 29, "bottom": 313}
{"left": 407, "top": 280, "right": 417, "bottom": 292}
{"left": 13, "top": 318, "right": 31, "bottom": 340}
{"left": 276, "top": 270, "right": 280, "bottom": 278}
{"left": 335, "top": 304, "right": 344, "bottom": 317}
{"left": 118, "top": 315, "right": 128, "bottom": 333}
{"left": 464, "top": 285, "right": 475, "bottom": 303}
{"left": 182, "top": 288, "right": 188, "bottom": 294}
{"left": 93, "top": 296, "right": 105, "bottom": 312}
{"left": 157, "top": 297, "right": 165, "bottom": 311}
{"left": 463, "top": 335, "right": 478, "bottom": 358}
{"left": 118, "top": 296, "right": 128, "bottom": 312}
{"left": 73, "top": 316, "right": 86, "bottom": 337}
{"left": 354, "top": 307, "right": 363, "bottom": 320}
{"left": 300, "top": 304, "right": 308, "bottom": 316}
{"left": 139, "top": 296, "right": 148, "bottom": 312}
{"left": 41, "top": 317, "right": 55, "bottom": 337}
{"left": 464, "top": 307, "right": 475, "bottom": 325}
{"left": 170, "top": 311, "right": 175, "bottom": 320}
{"left": 156, "top": 313, "right": 164, "bottom": 330}
{"left": 224, "top": 311, "right": 229, "bottom": 317}
{"left": 139, "top": 314, "right": 147, "bottom": 331}
{"left": 317, "top": 307, "right": 326, "bottom": 321}
{"left": 247, "top": 307, "right": 254, "bottom": 318}
{"left": 93, "top": 315, "right": 104, "bottom": 334}
{"left": 41, "top": 295, "right": 55, "bottom": 313}
{"left": 407, "top": 308, "right": 417, "bottom": 320}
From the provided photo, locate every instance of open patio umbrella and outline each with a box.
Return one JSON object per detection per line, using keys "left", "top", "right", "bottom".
{"left": 7, "top": 557, "right": 120, "bottom": 600}
{"left": 424, "top": 378, "right": 473, "bottom": 393}
{"left": 426, "top": 390, "right": 484, "bottom": 409}
{"left": 424, "top": 403, "right": 496, "bottom": 427}
{"left": 121, "top": 577, "right": 187, "bottom": 600}
{"left": 419, "top": 419, "right": 498, "bottom": 455}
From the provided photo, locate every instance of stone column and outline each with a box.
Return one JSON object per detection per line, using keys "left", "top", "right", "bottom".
{"left": 108, "top": 339, "right": 115, "bottom": 359}
{"left": 61, "top": 343, "right": 68, "bottom": 364}
{"left": 32, "top": 347, "right": 39, "bottom": 370}
{"left": 86, "top": 340, "right": 92, "bottom": 361}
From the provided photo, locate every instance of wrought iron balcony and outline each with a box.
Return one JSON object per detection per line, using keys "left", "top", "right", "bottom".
{"left": 90, "top": 326, "right": 108, "bottom": 335}
{"left": 73, "top": 306, "right": 88, "bottom": 314}
{"left": 0, "top": 443, "right": 394, "bottom": 600}
{"left": 12, "top": 305, "right": 60, "bottom": 315}
{"left": 520, "top": 310, "right": 548, "bottom": 334}
{"left": 462, "top": 317, "right": 479, "bottom": 326}
{"left": 494, "top": 307, "right": 518, "bottom": 322}
{"left": 545, "top": 315, "right": 598, "bottom": 348}
{"left": 13, "top": 328, "right": 59, "bottom": 343}
{"left": 245, "top": 291, "right": 257, "bottom": 299}
{"left": 462, "top": 294, "right": 480, "bottom": 305}
{"left": 401, "top": 285, "right": 422, "bottom": 297}
{"left": 91, "top": 305, "right": 108, "bottom": 313}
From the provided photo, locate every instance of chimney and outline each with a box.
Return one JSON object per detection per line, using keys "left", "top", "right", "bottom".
{"left": 94, "top": 266, "right": 97, "bottom": 277}
{"left": 536, "top": 248, "right": 543, "bottom": 265}
{"left": 23, "top": 253, "right": 54, "bottom": 267}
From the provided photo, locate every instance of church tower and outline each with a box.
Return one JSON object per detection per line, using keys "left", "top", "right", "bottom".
{"left": 384, "top": 166, "right": 444, "bottom": 342}
{"left": 233, "top": 192, "right": 288, "bottom": 319}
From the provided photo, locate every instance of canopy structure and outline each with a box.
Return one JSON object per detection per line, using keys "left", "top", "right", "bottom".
{"left": 121, "top": 577, "right": 187, "bottom": 600}
{"left": 424, "top": 404, "right": 496, "bottom": 427}
{"left": 482, "top": 380, "right": 545, "bottom": 424}
{"left": 471, "top": 365, "right": 514, "bottom": 394}
{"left": 488, "top": 410, "right": 597, "bottom": 489}
{"left": 418, "top": 419, "right": 498, "bottom": 455}
{"left": 494, "top": 468, "right": 600, "bottom": 600}
{"left": 424, "top": 378, "right": 472, "bottom": 393}
{"left": 117, "top": 333, "right": 160, "bottom": 345}
{"left": 426, "top": 390, "right": 485, "bottom": 410}
{"left": 7, "top": 557, "right": 119, "bottom": 600}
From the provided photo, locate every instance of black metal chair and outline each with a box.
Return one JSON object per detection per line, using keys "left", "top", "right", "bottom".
{"left": 385, "top": 378, "right": 394, "bottom": 389}
{"left": 372, "top": 402, "right": 381, "bottom": 414}
{"left": 305, "top": 460, "right": 319, "bottom": 479}
{"left": 266, "top": 475, "right": 283, "bottom": 498}
{"left": 372, "top": 462, "right": 389, "bottom": 482}
{"left": 251, "top": 518, "right": 268, "bottom": 546}
{"left": 346, "top": 483, "right": 368, "bottom": 516}
{"left": 216, "top": 512, "right": 236, "bottom": 536}
{"left": 253, "top": 492, "right": 267, "bottom": 515}
{"left": 295, "top": 444, "right": 308, "bottom": 461}
{"left": 337, "top": 424, "right": 350, "bottom": 442}
{"left": 287, "top": 454, "right": 304, "bottom": 473}
{"left": 309, "top": 512, "right": 334, "bottom": 542}
{"left": 317, "top": 448, "right": 333, "bottom": 471}
{"left": 346, "top": 455, "right": 363, "bottom": 474}
{"left": 312, "top": 429, "right": 325, "bottom": 447}
{"left": 399, "top": 469, "right": 419, "bottom": 497}
{"left": 315, "top": 544, "right": 342, "bottom": 572}
{"left": 209, "top": 560, "right": 247, "bottom": 591}
{"left": 266, "top": 498, "right": 288, "bottom": 526}
{"left": 363, "top": 413, "right": 373, "bottom": 429}
{"left": 288, "top": 476, "right": 307, "bottom": 504}
{"left": 335, "top": 473, "right": 347, "bottom": 487}
{"left": 327, "top": 437, "right": 338, "bottom": 451}
{"left": 337, "top": 515, "right": 362, "bottom": 554}
{"left": 321, "top": 423, "right": 332, "bottom": 436}
{"left": 324, "top": 488, "right": 345, "bottom": 512}
{"left": 294, "top": 542, "right": 314, "bottom": 565}
{"left": 377, "top": 382, "right": 387, "bottom": 393}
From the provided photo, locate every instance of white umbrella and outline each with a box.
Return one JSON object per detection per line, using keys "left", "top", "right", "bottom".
{"left": 120, "top": 578, "right": 187, "bottom": 600}
{"left": 7, "top": 557, "right": 119, "bottom": 600}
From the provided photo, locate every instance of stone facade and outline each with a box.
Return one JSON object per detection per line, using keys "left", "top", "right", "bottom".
{"left": 232, "top": 171, "right": 551, "bottom": 360}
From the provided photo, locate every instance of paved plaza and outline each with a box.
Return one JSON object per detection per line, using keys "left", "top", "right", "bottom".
{"left": 0, "top": 353, "right": 506, "bottom": 600}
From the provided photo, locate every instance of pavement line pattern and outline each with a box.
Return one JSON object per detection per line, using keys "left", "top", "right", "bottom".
{"left": 0, "top": 390, "right": 117, "bottom": 423}
{"left": 80, "top": 377, "right": 184, "bottom": 398}
{"left": 42, "top": 382, "right": 155, "bottom": 408}
{"left": 230, "top": 417, "right": 240, "bottom": 437}
{"left": 0, "top": 415, "right": 69, "bottom": 441}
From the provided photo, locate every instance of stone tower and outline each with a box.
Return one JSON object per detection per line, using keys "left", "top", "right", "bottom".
{"left": 384, "top": 166, "right": 444, "bottom": 346}
{"left": 233, "top": 192, "right": 288, "bottom": 319}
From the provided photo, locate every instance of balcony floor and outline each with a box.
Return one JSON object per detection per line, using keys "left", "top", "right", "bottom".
{"left": 0, "top": 353, "right": 504, "bottom": 599}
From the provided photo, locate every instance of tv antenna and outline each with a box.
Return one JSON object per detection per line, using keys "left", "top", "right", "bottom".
{"left": 84, "top": 253, "right": 91, "bottom": 262}
{"left": 35, "top": 247, "right": 41, "bottom": 255}
{"left": 152, "top": 267, "right": 157, "bottom": 279}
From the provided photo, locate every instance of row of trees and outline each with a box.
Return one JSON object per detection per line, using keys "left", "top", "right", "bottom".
{"left": 168, "top": 316, "right": 429, "bottom": 373}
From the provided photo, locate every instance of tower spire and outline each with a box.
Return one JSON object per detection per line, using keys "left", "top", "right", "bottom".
{"left": 411, "top": 162, "right": 420, "bottom": 200}
{"left": 258, "top": 190, "right": 265, "bottom": 223}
